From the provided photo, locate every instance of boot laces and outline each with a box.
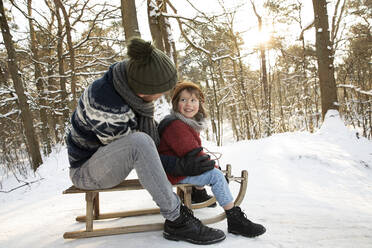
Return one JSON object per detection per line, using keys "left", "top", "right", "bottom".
{"left": 182, "top": 206, "right": 202, "bottom": 226}
{"left": 233, "top": 207, "right": 252, "bottom": 225}
{"left": 182, "top": 207, "right": 215, "bottom": 236}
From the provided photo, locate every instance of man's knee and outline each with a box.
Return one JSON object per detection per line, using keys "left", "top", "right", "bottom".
{"left": 129, "top": 132, "right": 156, "bottom": 148}
{"left": 127, "top": 132, "right": 160, "bottom": 169}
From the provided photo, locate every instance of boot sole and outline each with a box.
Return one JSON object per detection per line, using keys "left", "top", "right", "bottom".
{"left": 228, "top": 228, "right": 266, "bottom": 238}
{"left": 163, "top": 231, "right": 226, "bottom": 245}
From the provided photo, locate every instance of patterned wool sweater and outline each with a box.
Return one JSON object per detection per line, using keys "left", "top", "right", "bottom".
{"left": 66, "top": 62, "right": 138, "bottom": 168}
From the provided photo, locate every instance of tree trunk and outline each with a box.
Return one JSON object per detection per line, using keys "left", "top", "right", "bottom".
{"left": 147, "top": 0, "right": 177, "bottom": 66}
{"left": 230, "top": 31, "right": 252, "bottom": 140}
{"left": 157, "top": 0, "right": 171, "bottom": 56}
{"left": 46, "top": 33, "right": 61, "bottom": 143}
{"left": 27, "top": 0, "right": 51, "bottom": 155}
{"left": 54, "top": 1, "right": 70, "bottom": 125}
{"left": 0, "top": 0, "right": 42, "bottom": 170}
{"left": 147, "top": 0, "right": 165, "bottom": 51}
{"left": 250, "top": 0, "right": 271, "bottom": 136}
{"left": 54, "top": 0, "right": 77, "bottom": 109}
{"left": 312, "top": 0, "right": 338, "bottom": 119}
{"left": 121, "top": 0, "right": 141, "bottom": 40}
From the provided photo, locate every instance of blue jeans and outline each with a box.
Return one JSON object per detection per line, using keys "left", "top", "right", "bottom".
{"left": 69, "top": 132, "right": 181, "bottom": 221}
{"left": 179, "top": 168, "right": 234, "bottom": 207}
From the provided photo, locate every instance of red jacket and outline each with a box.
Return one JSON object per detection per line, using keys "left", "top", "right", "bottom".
{"left": 158, "top": 119, "right": 206, "bottom": 184}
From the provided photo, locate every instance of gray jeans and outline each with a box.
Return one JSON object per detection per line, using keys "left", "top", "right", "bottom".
{"left": 69, "top": 132, "right": 181, "bottom": 221}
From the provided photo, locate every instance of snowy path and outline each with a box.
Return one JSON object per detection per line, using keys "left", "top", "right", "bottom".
{"left": 1, "top": 112, "right": 371, "bottom": 248}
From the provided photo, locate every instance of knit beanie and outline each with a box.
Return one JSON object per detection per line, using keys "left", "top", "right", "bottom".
{"left": 126, "top": 37, "right": 178, "bottom": 95}
{"left": 171, "top": 81, "right": 205, "bottom": 103}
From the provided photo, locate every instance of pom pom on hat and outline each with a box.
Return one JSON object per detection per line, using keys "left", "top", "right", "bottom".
{"left": 127, "top": 38, "right": 153, "bottom": 63}
{"left": 126, "top": 37, "right": 178, "bottom": 95}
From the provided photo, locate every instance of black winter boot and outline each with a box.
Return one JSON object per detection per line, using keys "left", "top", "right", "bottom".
{"left": 191, "top": 187, "right": 217, "bottom": 208}
{"left": 225, "top": 206, "right": 266, "bottom": 238}
{"left": 163, "top": 205, "right": 226, "bottom": 245}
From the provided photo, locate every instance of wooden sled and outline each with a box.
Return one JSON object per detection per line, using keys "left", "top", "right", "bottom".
{"left": 63, "top": 164, "right": 248, "bottom": 239}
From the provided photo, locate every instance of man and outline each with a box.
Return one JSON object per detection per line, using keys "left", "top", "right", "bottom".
{"left": 66, "top": 37, "right": 225, "bottom": 245}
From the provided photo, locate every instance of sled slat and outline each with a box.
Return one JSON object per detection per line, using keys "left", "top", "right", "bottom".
{"left": 63, "top": 164, "right": 248, "bottom": 239}
{"left": 76, "top": 208, "right": 161, "bottom": 222}
{"left": 63, "top": 223, "right": 164, "bottom": 239}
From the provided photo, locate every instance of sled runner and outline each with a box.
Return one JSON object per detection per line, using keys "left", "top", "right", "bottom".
{"left": 62, "top": 164, "right": 248, "bottom": 239}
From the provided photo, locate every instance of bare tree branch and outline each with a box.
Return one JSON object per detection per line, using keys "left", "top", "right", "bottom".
{"left": 0, "top": 178, "right": 44, "bottom": 193}
{"left": 299, "top": 20, "right": 314, "bottom": 40}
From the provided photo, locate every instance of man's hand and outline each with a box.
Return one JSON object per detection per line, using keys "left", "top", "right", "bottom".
{"left": 170, "top": 147, "right": 215, "bottom": 176}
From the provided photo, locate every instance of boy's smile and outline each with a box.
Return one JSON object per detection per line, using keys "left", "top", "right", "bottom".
{"left": 177, "top": 90, "right": 200, "bottom": 119}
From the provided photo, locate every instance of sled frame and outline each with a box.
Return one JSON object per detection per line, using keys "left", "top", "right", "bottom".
{"left": 62, "top": 164, "right": 248, "bottom": 239}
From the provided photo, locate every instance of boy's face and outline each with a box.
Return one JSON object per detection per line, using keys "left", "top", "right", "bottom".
{"left": 177, "top": 89, "right": 200, "bottom": 119}
{"left": 137, "top": 93, "right": 164, "bottom": 102}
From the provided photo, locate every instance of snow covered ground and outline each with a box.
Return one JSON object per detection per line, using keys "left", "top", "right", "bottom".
{"left": 1, "top": 110, "right": 371, "bottom": 248}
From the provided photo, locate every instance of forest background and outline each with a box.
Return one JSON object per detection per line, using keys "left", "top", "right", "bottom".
{"left": 0, "top": 0, "right": 370, "bottom": 183}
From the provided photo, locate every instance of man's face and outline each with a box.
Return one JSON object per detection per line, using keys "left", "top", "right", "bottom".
{"left": 137, "top": 92, "right": 164, "bottom": 102}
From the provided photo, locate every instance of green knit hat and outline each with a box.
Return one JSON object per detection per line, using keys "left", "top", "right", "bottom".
{"left": 126, "top": 37, "right": 178, "bottom": 95}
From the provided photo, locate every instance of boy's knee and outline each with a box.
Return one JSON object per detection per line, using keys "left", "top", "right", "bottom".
{"left": 213, "top": 168, "right": 224, "bottom": 176}
{"left": 208, "top": 168, "right": 225, "bottom": 183}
